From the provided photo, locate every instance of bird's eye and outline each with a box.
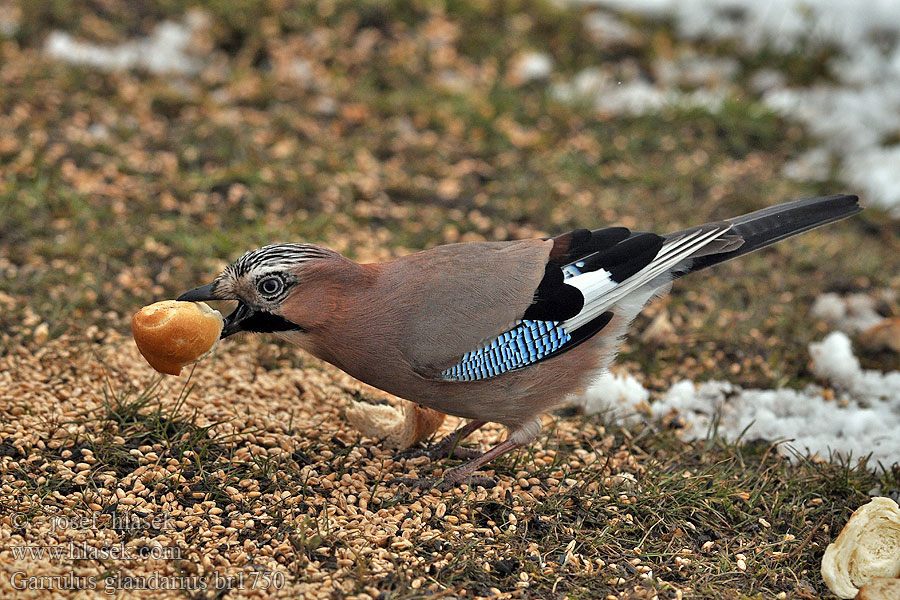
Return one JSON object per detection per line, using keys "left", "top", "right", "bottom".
{"left": 258, "top": 277, "right": 283, "bottom": 296}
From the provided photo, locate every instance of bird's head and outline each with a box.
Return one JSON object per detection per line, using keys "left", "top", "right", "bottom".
{"left": 178, "top": 243, "right": 337, "bottom": 339}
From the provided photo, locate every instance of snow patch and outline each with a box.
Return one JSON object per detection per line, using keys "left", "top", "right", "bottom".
{"left": 574, "top": 0, "right": 900, "bottom": 210}
{"left": 579, "top": 371, "right": 650, "bottom": 424}
{"left": 508, "top": 52, "right": 555, "bottom": 84}
{"left": 584, "top": 11, "right": 640, "bottom": 46}
{"left": 811, "top": 291, "right": 891, "bottom": 334}
{"left": 579, "top": 330, "right": 900, "bottom": 468}
{"left": 654, "top": 55, "right": 740, "bottom": 88}
{"left": 811, "top": 331, "right": 900, "bottom": 399}
{"left": 782, "top": 148, "right": 831, "bottom": 182}
{"left": 553, "top": 68, "right": 725, "bottom": 115}
{"left": 842, "top": 146, "right": 900, "bottom": 211}
{"left": 45, "top": 15, "right": 207, "bottom": 75}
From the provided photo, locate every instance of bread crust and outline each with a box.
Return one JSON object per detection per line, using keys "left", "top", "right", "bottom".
{"left": 402, "top": 403, "right": 445, "bottom": 449}
{"left": 132, "top": 301, "right": 224, "bottom": 375}
{"left": 822, "top": 497, "right": 900, "bottom": 598}
{"left": 345, "top": 400, "right": 446, "bottom": 449}
{"left": 856, "top": 578, "right": 900, "bottom": 600}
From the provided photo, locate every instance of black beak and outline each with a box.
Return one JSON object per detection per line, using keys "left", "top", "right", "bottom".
{"left": 178, "top": 282, "right": 303, "bottom": 339}
{"left": 221, "top": 301, "right": 253, "bottom": 339}
{"left": 177, "top": 281, "right": 243, "bottom": 339}
{"left": 177, "top": 282, "right": 218, "bottom": 302}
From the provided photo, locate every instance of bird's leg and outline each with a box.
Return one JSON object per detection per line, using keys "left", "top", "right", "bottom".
{"left": 398, "top": 419, "right": 486, "bottom": 460}
{"left": 437, "top": 418, "right": 541, "bottom": 489}
{"left": 388, "top": 420, "right": 489, "bottom": 490}
{"left": 425, "top": 419, "right": 487, "bottom": 460}
{"left": 437, "top": 438, "right": 522, "bottom": 491}
{"left": 392, "top": 419, "right": 535, "bottom": 490}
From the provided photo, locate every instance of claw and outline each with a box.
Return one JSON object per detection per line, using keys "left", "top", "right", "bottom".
{"left": 415, "top": 441, "right": 482, "bottom": 461}
{"left": 396, "top": 420, "right": 487, "bottom": 462}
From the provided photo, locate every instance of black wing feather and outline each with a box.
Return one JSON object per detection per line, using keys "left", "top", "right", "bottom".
{"left": 524, "top": 227, "right": 661, "bottom": 322}
{"left": 523, "top": 264, "right": 584, "bottom": 321}
{"left": 580, "top": 232, "right": 665, "bottom": 282}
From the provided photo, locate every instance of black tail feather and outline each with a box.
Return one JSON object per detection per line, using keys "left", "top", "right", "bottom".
{"left": 677, "top": 194, "right": 861, "bottom": 276}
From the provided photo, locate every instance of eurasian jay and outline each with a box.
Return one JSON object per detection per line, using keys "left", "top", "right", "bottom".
{"left": 179, "top": 194, "right": 861, "bottom": 488}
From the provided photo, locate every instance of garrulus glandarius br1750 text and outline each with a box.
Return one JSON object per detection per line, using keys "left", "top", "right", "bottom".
{"left": 179, "top": 194, "right": 861, "bottom": 488}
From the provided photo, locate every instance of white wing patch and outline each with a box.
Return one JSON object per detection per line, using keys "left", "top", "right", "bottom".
{"left": 563, "top": 225, "right": 731, "bottom": 331}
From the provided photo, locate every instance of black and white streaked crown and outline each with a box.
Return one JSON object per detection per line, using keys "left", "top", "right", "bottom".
{"left": 224, "top": 243, "right": 332, "bottom": 278}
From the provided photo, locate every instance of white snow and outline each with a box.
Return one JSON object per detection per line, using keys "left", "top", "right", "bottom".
{"left": 811, "top": 331, "right": 900, "bottom": 399}
{"left": 553, "top": 67, "right": 725, "bottom": 115}
{"left": 811, "top": 291, "right": 893, "bottom": 334}
{"left": 748, "top": 69, "right": 787, "bottom": 94}
{"left": 625, "top": 0, "right": 900, "bottom": 55}
{"left": 578, "top": 371, "right": 650, "bottom": 424}
{"left": 842, "top": 147, "right": 900, "bottom": 211}
{"left": 566, "top": 0, "right": 900, "bottom": 211}
{"left": 579, "top": 330, "right": 900, "bottom": 469}
{"left": 45, "top": 16, "right": 205, "bottom": 75}
{"left": 580, "top": 0, "right": 675, "bottom": 18}
{"left": 654, "top": 54, "right": 740, "bottom": 88}
{"left": 782, "top": 148, "right": 831, "bottom": 183}
{"left": 509, "top": 52, "right": 555, "bottom": 84}
{"left": 584, "top": 11, "right": 640, "bottom": 46}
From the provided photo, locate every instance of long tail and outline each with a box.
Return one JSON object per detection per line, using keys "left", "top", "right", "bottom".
{"left": 674, "top": 194, "right": 862, "bottom": 277}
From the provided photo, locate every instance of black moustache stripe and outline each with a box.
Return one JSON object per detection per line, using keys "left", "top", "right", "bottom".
{"left": 238, "top": 310, "right": 304, "bottom": 333}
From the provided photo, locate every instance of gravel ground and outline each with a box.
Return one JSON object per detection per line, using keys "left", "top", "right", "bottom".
{"left": 1, "top": 332, "right": 644, "bottom": 599}
{"left": 2, "top": 1, "right": 899, "bottom": 598}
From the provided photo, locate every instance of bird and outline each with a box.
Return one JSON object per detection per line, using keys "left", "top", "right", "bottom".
{"left": 178, "top": 194, "right": 862, "bottom": 488}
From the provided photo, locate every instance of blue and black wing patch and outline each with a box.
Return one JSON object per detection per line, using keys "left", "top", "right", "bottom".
{"left": 438, "top": 311, "right": 613, "bottom": 382}
{"left": 439, "top": 319, "right": 570, "bottom": 381}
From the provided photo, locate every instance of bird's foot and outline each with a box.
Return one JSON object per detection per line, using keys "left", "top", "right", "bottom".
{"left": 391, "top": 421, "right": 512, "bottom": 491}
{"left": 401, "top": 419, "right": 488, "bottom": 462}
{"left": 397, "top": 437, "right": 483, "bottom": 462}
{"left": 436, "top": 437, "right": 522, "bottom": 490}
{"left": 434, "top": 460, "right": 501, "bottom": 490}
